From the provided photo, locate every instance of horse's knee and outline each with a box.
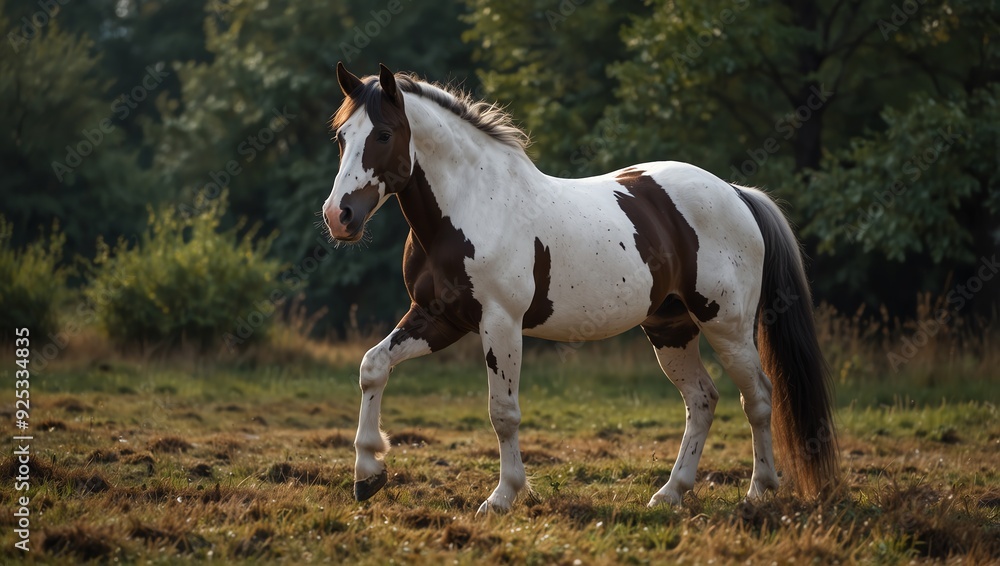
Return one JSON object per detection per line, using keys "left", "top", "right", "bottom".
{"left": 359, "top": 345, "right": 390, "bottom": 391}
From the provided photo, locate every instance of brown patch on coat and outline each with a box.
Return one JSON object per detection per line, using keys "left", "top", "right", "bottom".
{"left": 523, "top": 237, "right": 554, "bottom": 329}
{"left": 389, "top": 161, "right": 481, "bottom": 352}
{"left": 642, "top": 295, "right": 700, "bottom": 349}
{"left": 614, "top": 172, "right": 719, "bottom": 323}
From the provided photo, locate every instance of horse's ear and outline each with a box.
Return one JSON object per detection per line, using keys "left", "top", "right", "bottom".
{"left": 379, "top": 63, "right": 402, "bottom": 106}
{"left": 337, "top": 61, "right": 363, "bottom": 97}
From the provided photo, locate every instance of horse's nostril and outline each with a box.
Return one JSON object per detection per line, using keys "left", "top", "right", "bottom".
{"left": 340, "top": 207, "right": 353, "bottom": 225}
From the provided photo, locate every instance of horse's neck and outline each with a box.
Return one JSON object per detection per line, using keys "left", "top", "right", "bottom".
{"left": 396, "top": 161, "right": 448, "bottom": 248}
{"left": 397, "top": 96, "right": 545, "bottom": 246}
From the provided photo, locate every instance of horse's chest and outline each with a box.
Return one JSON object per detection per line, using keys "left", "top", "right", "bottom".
{"left": 402, "top": 235, "right": 483, "bottom": 332}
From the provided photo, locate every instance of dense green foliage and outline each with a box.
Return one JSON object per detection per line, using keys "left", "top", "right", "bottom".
{"left": 464, "top": 0, "right": 648, "bottom": 175}
{"left": 0, "top": 0, "right": 160, "bottom": 263}
{"left": 0, "top": 216, "right": 71, "bottom": 340}
{"left": 470, "top": 0, "right": 1000, "bottom": 310}
{"left": 2, "top": 0, "right": 998, "bottom": 339}
{"left": 84, "top": 198, "right": 282, "bottom": 350}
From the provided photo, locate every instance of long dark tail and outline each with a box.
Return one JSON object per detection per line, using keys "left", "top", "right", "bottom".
{"left": 734, "top": 186, "right": 839, "bottom": 497}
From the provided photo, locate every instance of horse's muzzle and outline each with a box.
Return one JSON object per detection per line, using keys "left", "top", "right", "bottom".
{"left": 325, "top": 184, "right": 381, "bottom": 241}
{"left": 323, "top": 204, "right": 363, "bottom": 241}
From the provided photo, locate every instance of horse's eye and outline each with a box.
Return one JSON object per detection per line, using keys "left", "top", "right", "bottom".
{"left": 377, "top": 131, "right": 391, "bottom": 143}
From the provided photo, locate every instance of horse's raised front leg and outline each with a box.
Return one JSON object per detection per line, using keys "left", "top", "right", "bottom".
{"left": 353, "top": 305, "right": 466, "bottom": 501}
{"left": 476, "top": 308, "right": 526, "bottom": 515}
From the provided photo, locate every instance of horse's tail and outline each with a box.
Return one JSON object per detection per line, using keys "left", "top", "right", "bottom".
{"left": 734, "top": 186, "right": 839, "bottom": 497}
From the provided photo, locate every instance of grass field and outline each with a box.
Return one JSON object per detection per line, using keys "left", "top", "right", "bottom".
{"left": 2, "top": 331, "right": 998, "bottom": 564}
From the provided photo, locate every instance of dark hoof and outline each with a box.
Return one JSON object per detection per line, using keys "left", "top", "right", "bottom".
{"left": 354, "top": 469, "right": 388, "bottom": 501}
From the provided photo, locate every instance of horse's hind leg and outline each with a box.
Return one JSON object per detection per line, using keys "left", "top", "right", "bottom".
{"left": 701, "top": 323, "right": 780, "bottom": 500}
{"left": 642, "top": 301, "right": 719, "bottom": 506}
{"left": 353, "top": 305, "right": 466, "bottom": 501}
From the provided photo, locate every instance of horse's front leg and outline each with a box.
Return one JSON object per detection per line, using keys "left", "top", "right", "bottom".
{"left": 354, "top": 305, "right": 466, "bottom": 501}
{"left": 477, "top": 308, "right": 526, "bottom": 515}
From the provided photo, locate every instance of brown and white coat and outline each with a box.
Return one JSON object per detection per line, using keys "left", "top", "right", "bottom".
{"left": 323, "top": 64, "right": 838, "bottom": 513}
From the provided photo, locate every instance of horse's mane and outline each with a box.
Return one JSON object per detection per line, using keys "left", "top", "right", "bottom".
{"left": 331, "top": 73, "right": 530, "bottom": 151}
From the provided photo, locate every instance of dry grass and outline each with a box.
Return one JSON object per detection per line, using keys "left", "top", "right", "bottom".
{"left": 1, "top": 308, "right": 998, "bottom": 564}
{"left": 814, "top": 296, "right": 1000, "bottom": 385}
{"left": 3, "top": 409, "right": 997, "bottom": 564}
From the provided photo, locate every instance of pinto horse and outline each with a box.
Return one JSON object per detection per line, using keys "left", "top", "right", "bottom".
{"left": 323, "top": 63, "right": 838, "bottom": 514}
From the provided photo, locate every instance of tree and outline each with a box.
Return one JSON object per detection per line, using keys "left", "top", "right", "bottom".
{"left": 55, "top": 0, "right": 214, "bottom": 159}
{"left": 0, "top": 0, "right": 159, "bottom": 261}
{"left": 151, "top": 0, "right": 478, "bottom": 332}
{"left": 463, "top": 0, "right": 648, "bottom": 176}
{"left": 601, "top": 0, "right": 999, "bottom": 314}
{"left": 799, "top": 1, "right": 1000, "bottom": 312}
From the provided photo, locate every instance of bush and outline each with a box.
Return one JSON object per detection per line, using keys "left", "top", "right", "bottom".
{"left": 85, "top": 197, "right": 284, "bottom": 351}
{"left": 0, "top": 216, "right": 71, "bottom": 341}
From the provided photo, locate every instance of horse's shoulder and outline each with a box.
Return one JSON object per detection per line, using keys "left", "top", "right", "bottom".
{"left": 401, "top": 230, "right": 482, "bottom": 330}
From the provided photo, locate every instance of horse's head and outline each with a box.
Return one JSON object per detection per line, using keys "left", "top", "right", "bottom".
{"left": 323, "top": 63, "right": 414, "bottom": 242}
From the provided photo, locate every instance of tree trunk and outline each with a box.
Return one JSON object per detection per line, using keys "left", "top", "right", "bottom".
{"left": 792, "top": 82, "right": 824, "bottom": 172}
{"left": 790, "top": 1, "right": 824, "bottom": 172}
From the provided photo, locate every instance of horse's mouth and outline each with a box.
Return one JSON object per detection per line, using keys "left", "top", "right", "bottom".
{"left": 335, "top": 227, "right": 365, "bottom": 243}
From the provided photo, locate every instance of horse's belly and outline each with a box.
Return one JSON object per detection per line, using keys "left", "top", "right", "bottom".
{"left": 522, "top": 254, "right": 655, "bottom": 342}
{"left": 523, "top": 310, "right": 645, "bottom": 341}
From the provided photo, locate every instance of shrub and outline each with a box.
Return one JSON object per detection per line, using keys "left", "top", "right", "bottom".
{"left": 0, "top": 216, "right": 71, "bottom": 341}
{"left": 85, "top": 197, "right": 284, "bottom": 351}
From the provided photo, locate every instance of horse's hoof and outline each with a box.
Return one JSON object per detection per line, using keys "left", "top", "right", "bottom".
{"left": 647, "top": 488, "right": 683, "bottom": 507}
{"left": 475, "top": 499, "right": 511, "bottom": 517}
{"left": 354, "top": 469, "right": 388, "bottom": 501}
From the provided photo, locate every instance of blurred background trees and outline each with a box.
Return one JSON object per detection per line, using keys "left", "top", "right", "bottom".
{"left": 2, "top": 0, "right": 998, "bottom": 346}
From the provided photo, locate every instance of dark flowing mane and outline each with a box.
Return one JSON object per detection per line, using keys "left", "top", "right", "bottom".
{"left": 331, "top": 73, "right": 530, "bottom": 150}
